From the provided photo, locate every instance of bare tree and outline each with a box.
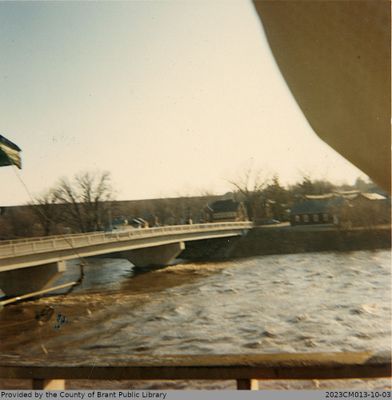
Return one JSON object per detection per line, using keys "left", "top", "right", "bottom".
{"left": 149, "top": 198, "right": 174, "bottom": 226}
{"left": 54, "top": 171, "right": 114, "bottom": 233}
{"left": 31, "top": 190, "right": 60, "bottom": 236}
{"left": 229, "top": 166, "right": 269, "bottom": 221}
{"left": 2, "top": 207, "right": 39, "bottom": 239}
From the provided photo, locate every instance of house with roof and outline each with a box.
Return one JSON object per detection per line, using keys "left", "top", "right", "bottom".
{"left": 206, "top": 199, "right": 248, "bottom": 222}
{"left": 290, "top": 192, "right": 390, "bottom": 227}
{"left": 343, "top": 192, "right": 390, "bottom": 227}
{"left": 289, "top": 195, "right": 344, "bottom": 226}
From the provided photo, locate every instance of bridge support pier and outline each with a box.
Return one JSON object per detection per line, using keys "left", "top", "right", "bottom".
{"left": 122, "top": 242, "right": 185, "bottom": 268}
{"left": 0, "top": 261, "right": 67, "bottom": 297}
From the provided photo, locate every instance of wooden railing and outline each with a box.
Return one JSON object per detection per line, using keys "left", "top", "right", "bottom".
{"left": 1, "top": 351, "right": 390, "bottom": 390}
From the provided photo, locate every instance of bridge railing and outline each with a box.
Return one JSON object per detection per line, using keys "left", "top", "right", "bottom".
{"left": 0, "top": 222, "right": 253, "bottom": 259}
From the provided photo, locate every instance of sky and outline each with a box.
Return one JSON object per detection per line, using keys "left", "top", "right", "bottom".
{"left": 0, "top": 0, "right": 368, "bottom": 206}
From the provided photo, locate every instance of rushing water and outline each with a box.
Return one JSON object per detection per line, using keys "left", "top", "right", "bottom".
{"left": 0, "top": 250, "right": 391, "bottom": 388}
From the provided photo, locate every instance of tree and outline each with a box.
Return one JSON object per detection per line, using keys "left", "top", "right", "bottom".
{"left": 149, "top": 198, "right": 175, "bottom": 225}
{"left": 31, "top": 190, "right": 61, "bottom": 236}
{"left": 229, "top": 166, "right": 269, "bottom": 221}
{"left": 262, "top": 175, "right": 289, "bottom": 221}
{"left": 53, "top": 171, "right": 114, "bottom": 233}
{"left": 289, "top": 175, "right": 335, "bottom": 201}
{"left": 2, "top": 207, "right": 39, "bottom": 239}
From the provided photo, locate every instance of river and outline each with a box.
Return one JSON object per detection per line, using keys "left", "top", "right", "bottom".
{"left": 0, "top": 250, "right": 390, "bottom": 389}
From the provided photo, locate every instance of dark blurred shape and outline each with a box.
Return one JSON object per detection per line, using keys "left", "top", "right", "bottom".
{"left": 35, "top": 305, "right": 55, "bottom": 324}
{"left": 253, "top": 1, "right": 390, "bottom": 192}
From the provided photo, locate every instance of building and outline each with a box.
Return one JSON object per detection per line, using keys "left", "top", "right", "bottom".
{"left": 342, "top": 192, "right": 390, "bottom": 227}
{"left": 290, "top": 192, "right": 390, "bottom": 227}
{"left": 206, "top": 199, "right": 248, "bottom": 222}
{"left": 290, "top": 195, "right": 343, "bottom": 226}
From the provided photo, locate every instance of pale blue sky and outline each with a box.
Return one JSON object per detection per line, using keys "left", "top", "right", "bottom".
{"left": 0, "top": 1, "right": 366, "bottom": 205}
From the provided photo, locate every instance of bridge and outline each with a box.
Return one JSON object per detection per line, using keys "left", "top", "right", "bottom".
{"left": 0, "top": 222, "right": 252, "bottom": 297}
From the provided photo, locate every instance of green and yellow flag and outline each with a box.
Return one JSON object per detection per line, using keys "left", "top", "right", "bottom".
{"left": 0, "top": 135, "right": 21, "bottom": 169}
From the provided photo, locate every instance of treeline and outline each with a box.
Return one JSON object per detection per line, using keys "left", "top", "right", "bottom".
{"left": 230, "top": 172, "right": 381, "bottom": 224}
{"left": 0, "top": 171, "right": 113, "bottom": 239}
{"left": 0, "top": 170, "right": 382, "bottom": 240}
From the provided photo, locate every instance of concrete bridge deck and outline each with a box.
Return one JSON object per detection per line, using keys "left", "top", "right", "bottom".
{"left": 0, "top": 222, "right": 252, "bottom": 297}
{"left": 0, "top": 222, "right": 252, "bottom": 272}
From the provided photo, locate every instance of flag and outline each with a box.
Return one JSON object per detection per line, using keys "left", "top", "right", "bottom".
{"left": 0, "top": 135, "right": 21, "bottom": 169}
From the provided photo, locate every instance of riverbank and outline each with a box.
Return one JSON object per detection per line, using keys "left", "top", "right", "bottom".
{"left": 228, "top": 225, "right": 391, "bottom": 259}
{"left": 181, "top": 225, "right": 391, "bottom": 261}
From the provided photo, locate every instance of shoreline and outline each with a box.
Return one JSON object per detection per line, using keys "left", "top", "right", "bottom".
{"left": 181, "top": 225, "right": 391, "bottom": 261}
